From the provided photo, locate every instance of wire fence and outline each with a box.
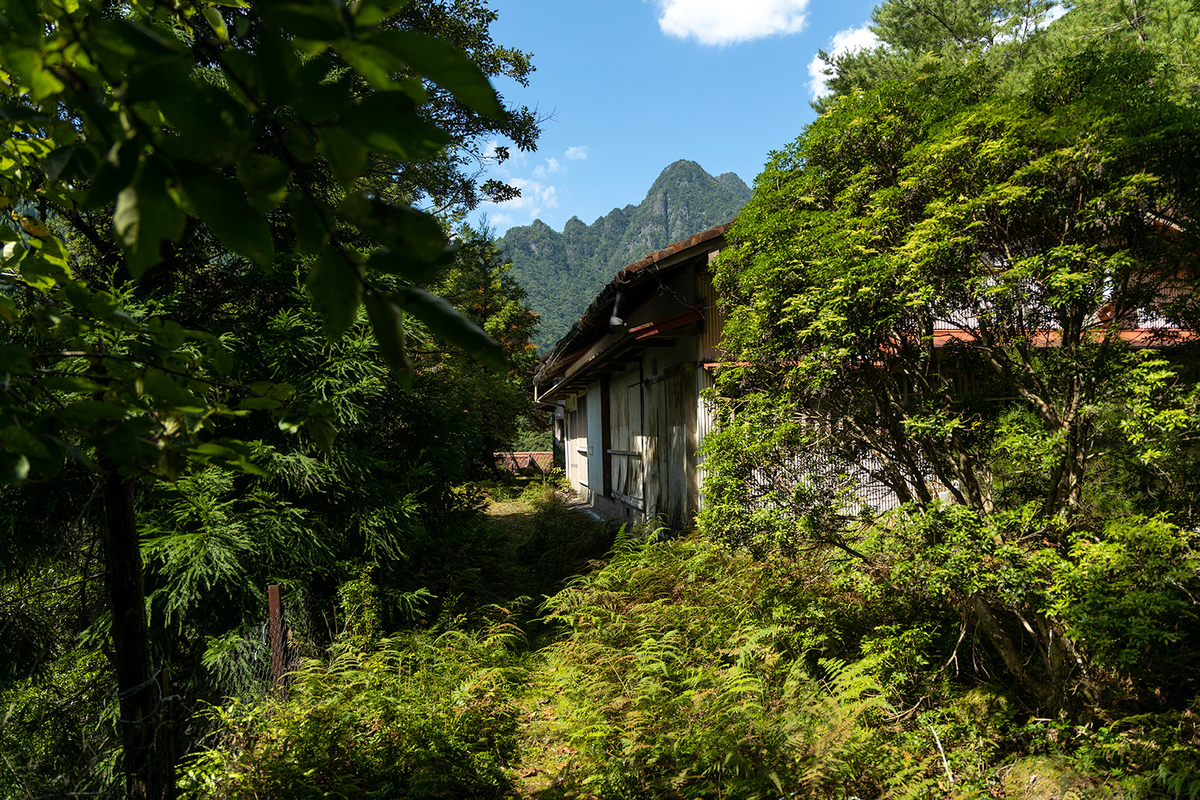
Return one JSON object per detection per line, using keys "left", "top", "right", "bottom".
{"left": 202, "top": 585, "right": 308, "bottom": 703}
{"left": 744, "top": 437, "right": 905, "bottom": 518}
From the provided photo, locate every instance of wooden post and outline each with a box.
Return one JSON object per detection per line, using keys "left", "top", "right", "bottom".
{"left": 157, "top": 665, "right": 176, "bottom": 793}
{"left": 268, "top": 584, "right": 285, "bottom": 697}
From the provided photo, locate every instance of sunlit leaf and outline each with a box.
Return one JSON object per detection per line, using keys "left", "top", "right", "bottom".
{"left": 113, "top": 157, "right": 185, "bottom": 278}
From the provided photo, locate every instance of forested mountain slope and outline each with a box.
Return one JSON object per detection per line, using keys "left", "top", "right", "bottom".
{"left": 499, "top": 160, "right": 751, "bottom": 350}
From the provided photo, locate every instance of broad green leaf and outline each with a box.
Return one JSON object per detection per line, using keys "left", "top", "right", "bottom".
{"left": 2, "top": 425, "right": 51, "bottom": 463}
{"left": 353, "top": 0, "right": 409, "bottom": 26}
{"left": 366, "top": 244, "right": 456, "bottom": 284}
{"left": 249, "top": 381, "right": 296, "bottom": 401}
{"left": 5, "top": 0, "right": 40, "bottom": 40}
{"left": 187, "top": 439, "right": 268, "bottom": 475}
{"left": 141, "top": 371, "right": 205, "bottom": 412}
{"left": 189, "top": 442, "right": 238, "bottom": 458}
{"left": 156, "top": 82, "right": 251, "bottom": 156}
{"left": 41, "top": 375, "right": 104, "bottom": 393}
{"left": 290, "top": 54, "right": 347, "bottom": 121}
{"left": 21, "top": 254, "right": 73, "bottom": 290}
{"left": 369, "top": 30, "right": 503, "bottom": 118}
{"left": 177, "top": 162, "right": 275, "bottom": 269}
{"left": 237, "top": 153, "right": 291, "bottom": 213}
{"left": 239, "top": 396, "right": 283, "bottom": 410}
{"left": 364, "top": 294, "right": 413, "bottom": 388}
{"left": 5, "top": 47, "right": 65, "bottom": 101}
{"left": 42, "top": 145, "right": 97, "bottom": 184}
{"left": 306, "top": 246, "right": 361, "bottom": 341}
{"left": 222, "top": 458, "right": 268, "bottom": 476}
{"left": 0, "top": 345, "right": 32, "bottom": 373}
{"left": 337, "top": 193, "right": 445, "bottom": 262}
{"left": 317, "top": 126, "right": 368, "bottom": 189}
{"left": 307, "top": 415, "right": 336, "bottom": 453}
{"left": 90, "top": 19, "right": 184, "bottom": 62}
{"left": 289, "top": 193, "right": 329, "bottom": 254}
{"left": 336, "top": 39, "right": 405, "bottom": 90}
{"left": 203, "top": 7, "right": 229, "bottom": 42}
{"left": 146, "top": 318, "right": 188, "bottom": 349}
{"left": 113, "top": 157, "right": 185, "bottom": 278}
{"left": 0, "top": 102, "right": 50, "bottom": 123}
{"left": 0, "top": 452, "right": 30, "bottom": 485}
{"left": 341, "top": 93, "right": 450, "bottom": 160}
{"left": 124, "top": 54, "right": 193, "bottom": 106}
{"left": 86, "top": 140, "right": 141, "bottom": 208}
{"left": 1, "top": 241, "right": 26, "bottom": 264}
{"left": 261, "top": 2, "right": 346, "bottom": 41}
{"left": 281, "top": 118, "right": 317, "bottom": 162}
{"left": 32, "top": 236, "right": 70, "bottom": 270}
{"left": 252, "top": 26, "right": 302, "bottom": 109}
{"left": 395, "top": 286, "right": 507, "bottom": 370}
{"left": 207, "top": 342, "right": 234, "bottom": 377}
{"left": 58, "top": 400, "right": 130, "bottom": 423}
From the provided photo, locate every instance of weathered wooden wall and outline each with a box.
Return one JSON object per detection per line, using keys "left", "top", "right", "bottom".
{"left": 608, "top": 367, "right": 644, "bottom": 509}
{"left": 643, "top": 361, "right": 697, "bottom": 529}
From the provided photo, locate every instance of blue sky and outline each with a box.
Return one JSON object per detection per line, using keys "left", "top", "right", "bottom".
{"left": 472, "top": 0, "right": 882, "bottom": 234}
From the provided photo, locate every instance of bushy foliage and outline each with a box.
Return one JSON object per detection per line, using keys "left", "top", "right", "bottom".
{"left": 0, "top": 646, "right": 118, "bottom": 798}
{"left": 182, "top": 627, "right": 526, "bottom": 799}
{"left": 539, "top": 535, "right": 913, "bottom": 799}
{"left": 708, "top": 17, "right": 1200, "bottom": 714}
{"left": 178, "top": 498, "right": 1200, "bottom": 798}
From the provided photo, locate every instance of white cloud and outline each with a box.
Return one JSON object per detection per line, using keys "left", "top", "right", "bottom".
{"left": 482, "top": 139, "right": 531, "bottom": 175}
{"left": 806, "top": 24, "right": 879, "bottom": 99}
{"left": 533, "top": 157, "right": 563, "bottom": 179}
{"left": 565, "top": 145, "right": 589, "bottom": 161}
{"left": 656, "top": 0, "right": 809, "bottom": 46}
{"left": 488, "top": 178, "right": 559, "bottom": 223}
{"left": 1044, "top": 3, "right": 1069, "bottom": 24}
{"left": 489, "top": 211, "right": 516, "bottom": 229}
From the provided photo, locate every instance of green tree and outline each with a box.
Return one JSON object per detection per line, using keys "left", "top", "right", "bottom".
{"left": 813, "top": 0, "right": 1055, "bottom": 112}
{"left": 707, "top": 36, "right": 1200, "bottom": 713}
{"left": 0, "top": 0, "right": 528, "bottom": 795}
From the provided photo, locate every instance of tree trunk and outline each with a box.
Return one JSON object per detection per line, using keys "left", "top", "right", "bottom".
{"left": 970, "top": 595, "right": 1096, "bottom": 717}
{"left": 101, "top": 465, "right": 176, "bottom": 800}
{"left": 969, "top": 595, "right": 1053, "bottom": 706}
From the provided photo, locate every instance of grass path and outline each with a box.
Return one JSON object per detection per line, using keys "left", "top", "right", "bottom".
{"left": 479, "top": 484, "right": 612, "bottom": 798}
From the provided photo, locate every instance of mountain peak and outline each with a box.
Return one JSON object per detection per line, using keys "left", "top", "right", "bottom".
{"left": 499, "top": 162, "right": 751, "bottom": 350}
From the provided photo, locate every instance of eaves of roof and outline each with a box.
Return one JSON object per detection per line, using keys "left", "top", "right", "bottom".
{"left": 533, "top": 221, "right": 732, "bottom": 394}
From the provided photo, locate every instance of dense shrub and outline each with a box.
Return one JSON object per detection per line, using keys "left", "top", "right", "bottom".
{"left": 538, "top": 536, "right": 918, "bottom": 799}
{"left": 181, "top": 627, "right": 526, "bottom": 799}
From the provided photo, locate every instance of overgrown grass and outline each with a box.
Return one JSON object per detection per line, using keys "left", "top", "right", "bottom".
{"left": 182, "top": 485, "right": 1200, "bottom": 799}
{"left": 182, "top": 625, "right": 528, "bottom": 799}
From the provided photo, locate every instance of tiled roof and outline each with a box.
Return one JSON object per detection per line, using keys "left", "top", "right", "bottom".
{"left": 494, "top": 451, "right": 554, "bottom": 471}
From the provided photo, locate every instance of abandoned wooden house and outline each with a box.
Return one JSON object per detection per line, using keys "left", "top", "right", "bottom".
{"left": 533, "top": 217, "right": 1196, "bottom": 529}
{"left": 533, "top": 223, "right": 731, "bottom": 528}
